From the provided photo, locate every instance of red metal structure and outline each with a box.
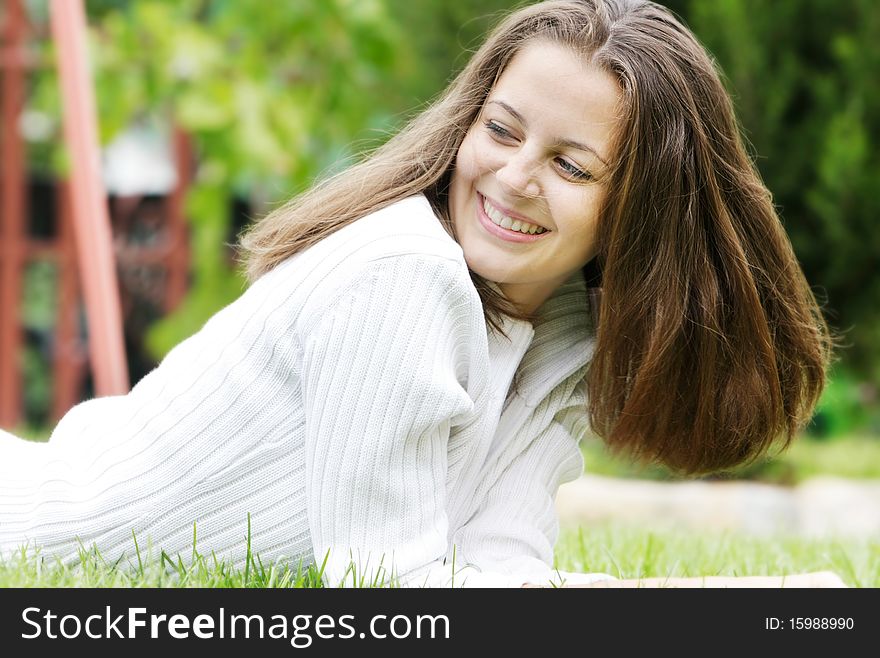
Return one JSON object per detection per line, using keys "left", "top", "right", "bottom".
{"left": 49, "top": 0, "right": 129, "bottom": 398}
{"left": 0, "top": 0, "right": 192, "bottom": 429}
{"left": 0, "top": 0, "right": 29, "bottom": 428}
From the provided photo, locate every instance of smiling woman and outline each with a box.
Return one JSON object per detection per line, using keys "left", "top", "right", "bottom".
{"left": 0, "top": 0, "right": 838, "bottom": 588}
{"left": 450, "top": 40, "right": 621, "bottom": 315}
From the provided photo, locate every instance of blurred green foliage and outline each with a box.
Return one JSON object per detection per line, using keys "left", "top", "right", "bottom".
{"left": 28, "top": 0, "right": 410, "bottom": 356}
{"left": 810, "top": 368, "right": 880, "bottom": 437}
{"left": 20, "top": 0, "right": 880, "bottom": 436}
{"left": 20, "top": 262, "right": 56, "bottom": 425}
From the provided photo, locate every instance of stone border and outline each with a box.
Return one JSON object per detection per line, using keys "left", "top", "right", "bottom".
{"left": 556, "top": 475, "right": 880, "bottom": 538}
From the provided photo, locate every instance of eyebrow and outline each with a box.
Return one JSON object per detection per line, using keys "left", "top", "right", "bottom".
{"left": 487, "top": 99, "right": 610, "bottom": 166}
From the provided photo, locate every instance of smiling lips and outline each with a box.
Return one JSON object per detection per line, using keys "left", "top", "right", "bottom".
{"left": 477, "top": 193, "right": 550, "bottom": 243}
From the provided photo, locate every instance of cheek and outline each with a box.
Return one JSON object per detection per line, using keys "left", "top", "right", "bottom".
{"left": 555, "top": 192, "right": 602, "bottom": 256}
{"left": 450, "top": 137, "right": 479, "bottom": 232}
{"left": 456, "top": 131, "right": 494, "bottom": 182}
{"left": 455, "top": 136, "right": 479, "bottom": 182}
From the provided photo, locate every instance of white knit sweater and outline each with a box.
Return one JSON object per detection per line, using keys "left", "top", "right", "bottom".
{"left": 0, "top": 194, "right": 613, "bottom": 587}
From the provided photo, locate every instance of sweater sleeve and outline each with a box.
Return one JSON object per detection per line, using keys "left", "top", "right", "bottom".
{"left": 300, "top": 253, "right": 523, "bottom": 587}
{"left": 448, "top": 380, "right": 617, "bottom": 587}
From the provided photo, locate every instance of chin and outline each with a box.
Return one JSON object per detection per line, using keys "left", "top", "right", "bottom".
{"left": 461, "top": 255, "right": 514, "bottom": 287}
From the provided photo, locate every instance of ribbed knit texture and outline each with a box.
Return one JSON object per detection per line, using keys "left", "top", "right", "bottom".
{"left": 0, "top": 195, "right": 613, "bottom": 587}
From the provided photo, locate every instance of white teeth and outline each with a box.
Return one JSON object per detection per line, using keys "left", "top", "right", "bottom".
{"left": 482, "top": 197, "right": 547, "bottom": 235}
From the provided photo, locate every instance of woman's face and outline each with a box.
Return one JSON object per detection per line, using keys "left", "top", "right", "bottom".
{"left": 449, "top": 40, "right": 622, "bottom": 315}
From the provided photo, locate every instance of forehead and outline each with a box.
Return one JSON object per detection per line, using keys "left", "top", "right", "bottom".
{"left": 488, "top": 40, "right": 621, "bottom": 149}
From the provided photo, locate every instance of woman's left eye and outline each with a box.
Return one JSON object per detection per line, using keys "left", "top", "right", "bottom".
{"left": 555, "top": 157, "right": 592, "bottom": 181}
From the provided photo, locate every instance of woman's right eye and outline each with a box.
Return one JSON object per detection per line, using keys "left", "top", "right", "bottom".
{"left": 484, "top": 120, "right": 514, "bottom": 140}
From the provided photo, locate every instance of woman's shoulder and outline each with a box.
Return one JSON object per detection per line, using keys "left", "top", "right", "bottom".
{"left": 344, "top": 194, "right": 464, "bottom": 265}
{"left": 258, "top": 194, "right": 478, "bottom": 332}
{"left": 267, "top": 194, "right": 465, "bottom": 286}
{"left": 308, "top": 193, "right": 463, "bottom": 264}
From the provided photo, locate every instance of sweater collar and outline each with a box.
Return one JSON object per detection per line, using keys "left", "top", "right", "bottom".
{"left": 488, "top": 270, "right": 596, "bottom": 406}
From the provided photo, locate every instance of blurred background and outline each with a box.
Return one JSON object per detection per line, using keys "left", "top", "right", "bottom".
{"left": 1, "top": 0, "right": 878, "bottom": 485}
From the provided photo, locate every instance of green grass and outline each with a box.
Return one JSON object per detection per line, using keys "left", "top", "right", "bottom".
{"left": 2, "top": 522, "right": 875, "bottom": 587}
{"left": 0, "top": 545, "right": 324, "bottom": 588}
{"left": 581, "top": 433, "right": 880, "bottom": 485}
{"left": 0, "top": 520, "right": 327, "bottom": 588}
{"left": 554, "top": 522, "right": 880, "bottom": 588}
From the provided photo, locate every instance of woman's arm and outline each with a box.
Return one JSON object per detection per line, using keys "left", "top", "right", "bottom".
{"left": 446, "top": 386, "right": 614, "bottom": 587}
{"left": 300, "top": 253, "right": 522, "bottom": 587}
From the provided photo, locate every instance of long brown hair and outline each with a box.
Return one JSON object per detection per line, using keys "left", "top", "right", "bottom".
{"left": 240, "top": 0, "right": 834, "bottom": 476}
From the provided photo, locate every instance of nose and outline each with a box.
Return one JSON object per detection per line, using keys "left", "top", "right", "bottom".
{"left": 495, "top": 148, "right": 542, "bottom": 199}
